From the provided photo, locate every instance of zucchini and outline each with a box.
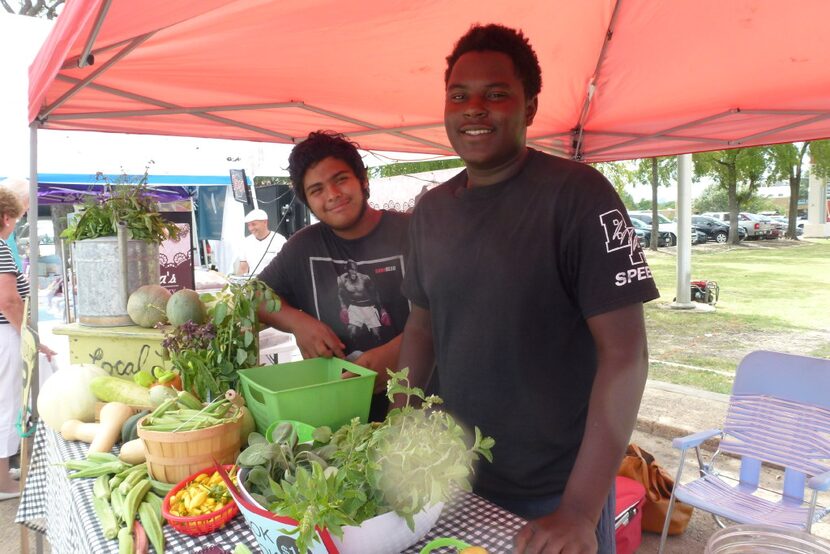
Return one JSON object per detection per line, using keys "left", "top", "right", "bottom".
{"left": 121, "top": 410, "right": 149, "bottom": 444}
{"left": 90, "top": 376, "right": 152, "bottom": 407}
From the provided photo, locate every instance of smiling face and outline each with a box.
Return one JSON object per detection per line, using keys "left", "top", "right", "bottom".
{"left": 303, "top": 156, "right": 376, "bottom": 239}
{"left": 444, "top": 50, "right": 538, "bottom": 185}
{"left": 246, "top": 219, "right": 270, "bottom": 240}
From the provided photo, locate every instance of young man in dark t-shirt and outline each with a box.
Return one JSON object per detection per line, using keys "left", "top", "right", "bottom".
{"left": 397, "top": 25, "right": 659, "bottom": 554}
{"left": 257, "top": 131, "right": 410, "bottom": 421}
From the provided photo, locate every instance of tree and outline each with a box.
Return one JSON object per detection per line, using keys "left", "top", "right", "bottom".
{"left": 632, "top": 157, "right": 676, "bottom": 250}
{"left": 368, "top": 158, "right": 465, "bottom": 179}
{"left": 2, "top": 0, "right": 64, "bottom": 18}
{"left": 767, "top": 141, "right": 830, "bottom": 238}
{"left": 693, "top": 147, "right": 768, "bottom": 244}
{"left": 694, "top": 182, "right": 778, "bottom": 214}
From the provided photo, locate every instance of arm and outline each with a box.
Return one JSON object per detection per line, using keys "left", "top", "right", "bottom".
{"left": 0, "top": 273, "right": 24, "bottom": 331}
{"left": 390, "top": 304, "right": 435, "bottom": 409}
{"left": 354, "top": 334, "right": 402, "bottom": 393}
{"left": 237, "top": 260, "right": 250, "bottom": 275}
{"left": 257, "top": 299, "right": 345, "bottom": 360}
{"left": 515, "top": 302, "right": 649, "bottom": 553}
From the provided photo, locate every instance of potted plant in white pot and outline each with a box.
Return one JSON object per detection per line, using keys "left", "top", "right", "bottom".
{"left": 61, "top": 169, "right": 180, "bottom": 326}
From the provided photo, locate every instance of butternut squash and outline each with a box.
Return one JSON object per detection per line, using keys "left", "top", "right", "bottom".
{"left": 61, "top": 419, "right": 101, "bottom": 443}
{"left": 90, "top": 402, "right": 134, "bottom": 453}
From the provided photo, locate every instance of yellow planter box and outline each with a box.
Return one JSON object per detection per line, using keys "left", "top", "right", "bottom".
{"left": 52, "top": 323, "right": 169, "bottom": 378}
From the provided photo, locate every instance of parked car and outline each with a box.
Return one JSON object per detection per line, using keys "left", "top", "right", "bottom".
{"left": 691, "top": 215, "right": 747, "bottom": 243}
{"left": 629, "top": 211, "right": 706, "bottom": 245}
{"left": 768, "top": 215, "right": 803, "bottom": 236}
{"left": 630, "top": 217, "right": 672, "bottom": 247}
{"left": 629, "top": 211, "right": 678, "bottom": 245}
{"left": 701, "top": 211, "right": 772, "bottom": 240}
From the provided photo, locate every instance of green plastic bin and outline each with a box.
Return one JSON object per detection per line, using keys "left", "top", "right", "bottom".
{"left": 238, "top": 357, "right": 376, "bottom": 434}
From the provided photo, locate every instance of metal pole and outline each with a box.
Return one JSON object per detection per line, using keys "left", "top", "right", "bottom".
{"left": 28, "top": 125, "right": 42, "bottom": 412}
{"left": 672, "top": 153, "right": 694, "bottom": 309}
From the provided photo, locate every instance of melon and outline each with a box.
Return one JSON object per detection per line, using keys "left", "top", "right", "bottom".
{"left": 167, "top": 288, "right": 207, "bottom": 326}
{"left": 127, "top": 285, "right": 172, "bottom": 328}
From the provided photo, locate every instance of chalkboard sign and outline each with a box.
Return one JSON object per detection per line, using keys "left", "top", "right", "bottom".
{"left": 159, "top": 212, "right": 195, "bottom": 293}
{"left": 229, "top": 169, "right": 251, "bottom": 204}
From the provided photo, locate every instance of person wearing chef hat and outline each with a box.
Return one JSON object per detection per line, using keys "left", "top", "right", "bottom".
{"left": 236, "top": 208, "right": 287, "bottom": 276}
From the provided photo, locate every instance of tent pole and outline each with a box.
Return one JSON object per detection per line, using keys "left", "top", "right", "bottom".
{"left": 672, "top": 153, "right": 694, "bottom": 310}
{"left": 28, "top": 124, "right": 41, "bottom": 345}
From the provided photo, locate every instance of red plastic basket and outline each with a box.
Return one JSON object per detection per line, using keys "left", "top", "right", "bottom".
{"left": 162, "top": 464, "right": 239, "bottom": 536}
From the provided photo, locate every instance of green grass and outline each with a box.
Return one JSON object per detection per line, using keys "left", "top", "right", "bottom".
{"left": 641, "top": 240, "right": 830, "bottom": 393}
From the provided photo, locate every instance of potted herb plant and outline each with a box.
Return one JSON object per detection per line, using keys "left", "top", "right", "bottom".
{"left": 61, "top": 167, "right": 181, "bottom": 326}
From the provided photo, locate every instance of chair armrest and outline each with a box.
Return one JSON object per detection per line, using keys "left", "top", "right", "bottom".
{"left": 671, "top": 429, "right": 722, "bottom": 451}
{"left": 808, "top": 470, "right": 830, "bottom": 492}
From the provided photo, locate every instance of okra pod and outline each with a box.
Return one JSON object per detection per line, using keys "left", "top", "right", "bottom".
{"left": 109, "top": 474, "right": 123, "bottom": 490}
{"left": 148, "top": 480, "right": 174, "bottom": 498}
{"left": 177, "top": 390, "right": 203, "bottom": 410}
{"left": 110, "top": 488, "right": 126, "bottom": 522}
{"left": 87, "top": 452, "right": 120, "bottom": 464}
{"left": 123, "top": 479, "right": 152, "bottom": 526}
{"left": 139, "top": 501, "right": 165, "bottom": 554}
{"left": 93, "top": 474, "right": 111, "bottom": 500}
{"left": 118, "top": 465, "right": 148, "bottom": 496}
{"left": 68, "top": 461, "right": 127, "bottom": 479}
{"left": 117, "top": 526, "right": 133, "bottom": 554}
{"left": 115, "top": 462, "right": 142, "bottom": 481}
{"left": 92, "top": 496, "right": 119, "bottom": 540}
{"left": 63, "top": 459, "right": 99, "bottom": 471}
{"left": 149, "top": 397, "right": 178, "bottom": 420}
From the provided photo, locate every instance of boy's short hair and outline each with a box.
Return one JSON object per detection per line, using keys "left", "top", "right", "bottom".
{"left": 288, "top": 131, "right": 368, "bottom": 206}
{"left": 445, "top": 24, "right": 542, "bottom": 99}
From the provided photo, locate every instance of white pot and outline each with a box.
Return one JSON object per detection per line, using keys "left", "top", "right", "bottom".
{"left": 236, "top": 468, "right": 443, "bottom": 554}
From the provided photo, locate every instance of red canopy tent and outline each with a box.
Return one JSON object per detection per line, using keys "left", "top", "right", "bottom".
{"left": 29, "top": 0, "right": 830, "bottom": 162}
{"left": 24, "top": 0, "right": 830, "bottom": 323}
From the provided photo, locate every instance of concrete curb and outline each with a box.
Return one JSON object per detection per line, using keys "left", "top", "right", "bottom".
{"left": 636, "top": 380, "right": 729, "bottom": 451}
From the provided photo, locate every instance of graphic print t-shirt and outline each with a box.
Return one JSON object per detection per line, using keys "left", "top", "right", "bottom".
{"left": 257, "top": 211, "right": 410, "bottom": 355}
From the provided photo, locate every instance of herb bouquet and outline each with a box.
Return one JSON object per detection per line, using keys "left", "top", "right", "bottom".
{"left": 162, "top": 279, "right": 280, "bottom": 400}
{"left": 237, "top": 369, "right": 495, "bottom": 553}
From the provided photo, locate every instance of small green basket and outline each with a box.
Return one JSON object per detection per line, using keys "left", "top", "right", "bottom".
{"left": 238, "top": 357, "right": 376, "bottom": 434}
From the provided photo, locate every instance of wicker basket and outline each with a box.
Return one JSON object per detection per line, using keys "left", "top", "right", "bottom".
{"left": 137, "top": 416, "right": 242, "bottom": 484}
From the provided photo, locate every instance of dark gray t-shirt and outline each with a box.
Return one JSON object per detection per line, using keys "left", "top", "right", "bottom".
{"left": 402, "top": 149, "right": 659, "bottom": 498}
{"left": 258, "top": 210, "right": 411, "bottom": 356}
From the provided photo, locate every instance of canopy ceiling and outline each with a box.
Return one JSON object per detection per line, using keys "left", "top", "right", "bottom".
{"left": 29, "top": 0, "right": 830, "bottom": 163}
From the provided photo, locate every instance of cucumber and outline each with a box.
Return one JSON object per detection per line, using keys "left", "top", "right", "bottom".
{"left": 90, "top": 376, "right": 152, "bottom": 407}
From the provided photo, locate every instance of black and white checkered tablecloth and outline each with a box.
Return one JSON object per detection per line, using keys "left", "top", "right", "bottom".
{"left": 16, "top": 423, "right": 526, "bottom": 553}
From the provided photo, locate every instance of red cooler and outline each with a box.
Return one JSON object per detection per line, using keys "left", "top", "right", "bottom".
{"left": 615, "top": 476, "right": 646, "bottom": 554}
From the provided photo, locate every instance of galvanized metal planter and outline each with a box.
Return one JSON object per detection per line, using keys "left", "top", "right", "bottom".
{"left": 72, "top": 234, "right": 159, "bottom": 326}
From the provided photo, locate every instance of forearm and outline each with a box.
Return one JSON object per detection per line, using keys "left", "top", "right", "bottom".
{"left": 257, "top": 298, "right": 312, "bottom": 334}
{"left": 560, "top": 307, "right": 649, "bottom": 524}
{"left": 237, "top": 261, "right": 250, "bottom": 275}
{"left": 0, "top": 295, "right": 24, "bottom": 331}
{"left": 393, "top": 305, "right": 435, "bottom": 408}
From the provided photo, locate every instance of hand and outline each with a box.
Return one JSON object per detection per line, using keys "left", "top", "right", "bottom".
{"left": 292, "top": 317, "right": 345, "bottom": 360}
{"left": 513, "top": 507, "right": 597, "bottom": 554}
{"left": 379, "top": 309, "right": 392, "bottom": 327}
{"left": 38, "top": 344, "right": 57, "bottom": 362}
{"left": 339, "top": 308, "right": 350, "bottom": 325}
{"left": 355, "top": 341, "right": 399, "bottom": 393}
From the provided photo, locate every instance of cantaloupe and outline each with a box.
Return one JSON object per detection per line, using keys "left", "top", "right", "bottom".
{"left": 166, "top": 288, "right": 207, "bottom": 326}
{"left": 127, "top": 285, "right": 171, "bottom": 328}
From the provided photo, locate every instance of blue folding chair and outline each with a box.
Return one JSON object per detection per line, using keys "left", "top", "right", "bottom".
{"left": 658, "top": 351, "right": 830, "bottom": 553}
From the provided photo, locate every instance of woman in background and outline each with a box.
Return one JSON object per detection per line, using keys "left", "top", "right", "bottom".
{"left": 0, "top": 188, "right": 53, "bottom": 499}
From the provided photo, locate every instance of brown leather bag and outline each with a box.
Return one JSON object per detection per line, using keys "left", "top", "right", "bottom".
{"left": 617, "top": 443, "right": 693, "bottom": 535}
